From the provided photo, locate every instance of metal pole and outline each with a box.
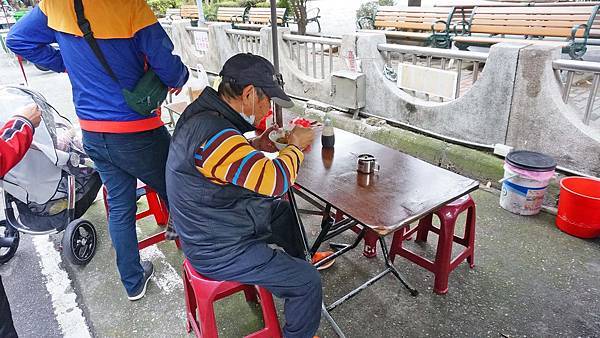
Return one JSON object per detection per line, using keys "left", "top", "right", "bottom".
{"left": 195, "top": 0, "right": 206, "bottom": 24}
{"left": 583, "top": 73, "right": 600, "bottom": 125}
{"left": 270, "top": 0, "right": 283, "bottom": 126}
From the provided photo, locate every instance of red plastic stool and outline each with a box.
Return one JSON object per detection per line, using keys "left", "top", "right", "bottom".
{"left": 388, "top": 195, "right": 476, "bottom": 294}
{"left": 102, "top": 182, "right": 169, "bottom": 226}
{"left": 182, "top": 259, "right": 282, "bottom": 338}
{"left": 102, "top": 182, "right": 177, "bottom": 250}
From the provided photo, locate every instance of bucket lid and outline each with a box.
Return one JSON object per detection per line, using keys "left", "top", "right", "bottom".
{"left": 506, "top": 150, "right": 557, "bottom": 172}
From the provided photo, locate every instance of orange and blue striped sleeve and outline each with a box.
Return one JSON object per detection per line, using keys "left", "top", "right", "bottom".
{"left": 195, "top": 129, "right": 304, "bottom": 197}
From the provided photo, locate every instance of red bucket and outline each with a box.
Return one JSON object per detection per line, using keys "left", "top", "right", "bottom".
{"left": 556, "top": 177, "right": 600, "bottom": 238}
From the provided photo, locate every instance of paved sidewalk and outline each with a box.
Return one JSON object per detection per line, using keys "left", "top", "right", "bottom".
{"left": 61, "top": 186, "right": 600, "bottom": 337}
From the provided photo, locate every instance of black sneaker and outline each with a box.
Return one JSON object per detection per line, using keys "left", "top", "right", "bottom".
{"left": 127, "top": 261, "right": 154, "bottom": 301}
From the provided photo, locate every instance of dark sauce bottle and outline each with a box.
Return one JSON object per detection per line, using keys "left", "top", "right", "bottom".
{"left": 321, "top": 113, "right": 335, "bottom": 148}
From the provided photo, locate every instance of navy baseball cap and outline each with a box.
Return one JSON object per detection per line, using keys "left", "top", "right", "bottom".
{"left": 219, "top": 53, "right": 294, "bottom": 108}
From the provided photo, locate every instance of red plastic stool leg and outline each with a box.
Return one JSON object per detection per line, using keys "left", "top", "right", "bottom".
{"left": 362, "top": 229, "right": 379, "bottom": 258}
{"left": 415, "top": 214, "right": 434, "bottom": 242}
{"left": 196, "top": 296, "right": 219, "bottom": 338}
{"left": 432, "top": 215, "right": 457, "bottom": 295}
{"left": 243, "top": 285, "right": 259, "bottom": 303}
{"left": 465, "top": 205, "right": 476, "bottom": 268}
{"left": 182, "top": 269, "right": 198, "bottom": 334}
{"left": 102, "top": 186, "right": 110, "bottom": 219}
{"left": 253, "top": 287, "right": 283, "bottom": 338}
{"left": 388, "top": 228, "right": 405, "bottom": 264}
{"left": 145, "top": 188, "right": 168, "bottom": 226}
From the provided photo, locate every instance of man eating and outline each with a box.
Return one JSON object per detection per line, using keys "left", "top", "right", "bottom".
{"left": 166, "top": 53, "right": 323, "bottom": 338}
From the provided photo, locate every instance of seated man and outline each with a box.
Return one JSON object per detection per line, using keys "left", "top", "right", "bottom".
{"left": 166, "top": 53, "right": 322, "bottom": 338}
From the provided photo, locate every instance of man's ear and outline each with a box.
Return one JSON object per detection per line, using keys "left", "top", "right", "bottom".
{"left": 242, "top": 85, "right": 255, "bottom": 100}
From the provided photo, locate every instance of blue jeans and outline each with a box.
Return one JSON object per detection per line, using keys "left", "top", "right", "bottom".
{"left": 82, "top": 127, "right": 170, "bottom": 295}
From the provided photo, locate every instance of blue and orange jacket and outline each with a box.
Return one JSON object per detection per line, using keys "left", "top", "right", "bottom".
{"left": 6, "top": 0, "right": 189, "bottom": 133}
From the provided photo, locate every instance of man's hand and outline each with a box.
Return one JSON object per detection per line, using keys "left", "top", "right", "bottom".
{"left": 168, "top": 87, "right": 182, "bottom": 95}
{"left": 288, "top": 126, "right": 315, "bottom": 151}
{"left": 19, "top": 103, "right": 41, "bottom": 128}
{"left": 251, "top": 125, "right": 279, "bottom": 153}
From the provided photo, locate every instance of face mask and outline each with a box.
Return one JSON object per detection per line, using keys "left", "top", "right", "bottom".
{"left": 240, "top": 90, "right": 257, "bottom": 125}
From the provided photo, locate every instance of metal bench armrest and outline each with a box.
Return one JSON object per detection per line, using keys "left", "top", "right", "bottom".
{"left": 431, "top": 19, "right": 449, "bottom": 34}
{"left": 307, "top": 7, "right": 321, "bottom": 19}
{"left": 230, "top": 14, "right": 246, "bottom": 23}
{"left": 570, "top": 23, "right": 589, "bottom": 42}
{"left": 569, "top": 23, "right": 590, "bottom": 59}
{"left": 357, "top": 16, "right": 374, "bottom": 30}
{"left": 453, "top": 20, "right": 471, "bottom": 36}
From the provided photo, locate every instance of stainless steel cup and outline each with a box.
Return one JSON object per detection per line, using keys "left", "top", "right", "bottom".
{"left": 357, "top": 154, "right": 380, "bottom": 174}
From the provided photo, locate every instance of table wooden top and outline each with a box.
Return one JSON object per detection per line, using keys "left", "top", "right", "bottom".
{"left": 296, "top": 128, "right": 479, "bottom": 236}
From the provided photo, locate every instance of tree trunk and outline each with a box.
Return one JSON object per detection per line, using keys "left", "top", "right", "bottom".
{"left": 292, "top": 0, "right": 308, "bottom": 35}
{"left": 407, "top": 0, "right": 421, "bottom": 6}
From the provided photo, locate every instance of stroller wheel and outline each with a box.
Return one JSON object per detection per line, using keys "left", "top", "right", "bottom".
{"left": 0, "top": 220, "right": 20, "bottom": 264}
{"left": 62, "top": 219, "right": 97, "bottom": 266}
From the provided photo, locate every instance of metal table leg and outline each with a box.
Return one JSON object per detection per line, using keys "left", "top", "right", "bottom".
{"left": 288, "top": 189, "right": 347, "bottom": 337}
{"left": 379, "top": 236, "right": 419, "bottom": 297}
{"left": 287, "top": 190, "right": 418, "bottom": 336}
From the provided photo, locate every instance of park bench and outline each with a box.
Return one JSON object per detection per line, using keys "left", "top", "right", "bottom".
{"left": 358, "top": 6, "right": 457, "bottom": 49}
{"left": 234, "top": 7, "right": 288, "bottom": 30}
{"left": 165, "top": 8, "right": 181, "bottom": 20}
{"left": 452, "top": 5, "right": 600, "bottom": 59}
{"left": 180, "top": 4, "right": 199, "bottom": 19}
{"left": 216, "top": 7, "right": 248, "bottom": 24}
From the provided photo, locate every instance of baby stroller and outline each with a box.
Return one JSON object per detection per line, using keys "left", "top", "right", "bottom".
{"left": 0, "top": 86, "right": 101, "bottom": 265}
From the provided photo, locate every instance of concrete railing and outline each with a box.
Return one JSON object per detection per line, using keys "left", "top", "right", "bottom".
{"left": 226, "top": 29, "right": 261, "bottom": 54}
{"left": 378, "top": 44, "right": 488, "bottom": 101}
{"left": 553, "top": 59, "right": 600, "bottom": 125}
{"left": 282, "top": 34, "right": 342, "bottom": 79}
{"left": 163, "top": 22, "right": 600, "bottom": 177}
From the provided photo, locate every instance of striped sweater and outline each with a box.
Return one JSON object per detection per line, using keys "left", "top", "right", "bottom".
{"left": 194, "top": 129, "right": 304, "bottom": 197}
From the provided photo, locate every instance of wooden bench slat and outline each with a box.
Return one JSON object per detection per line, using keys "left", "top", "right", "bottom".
{"left": 376, "top": 17, "right": 448, "bottom": 24}
{"left": 473, "top": 14, "right": 593, "bottom": 21}
{"left": 475, "top": 6, "right": 596, "bottom": 14}
{"left": 470, "top": 25, "right": 584, "bottom": 38}
{"left": 370, "top": 6, "right": 452, "bottom": 33}
{"left": 378, "top": 6, "right": 453, "bottom": 13}
{"left": 375, "top": 21, "right": 448, "bottom": 31}
{"left": 453, "top": 35, "right": 570, "bottom": 46}
{"left": 471, "top": 19, "right": 593, "bottom": 28}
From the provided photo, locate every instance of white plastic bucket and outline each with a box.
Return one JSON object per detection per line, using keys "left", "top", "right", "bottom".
{"left": 500, "top": 163, "right": 554, "bottom": 215}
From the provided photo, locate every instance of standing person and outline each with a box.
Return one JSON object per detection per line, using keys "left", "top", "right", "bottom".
{"left": 0, "top": 104, "right": 42, "bottom": 338}
{"left": 6, "top": 0, "right": 189, "bottom": 301}
{"left": 167, "top": 54, "right": 323, "bottom": 338}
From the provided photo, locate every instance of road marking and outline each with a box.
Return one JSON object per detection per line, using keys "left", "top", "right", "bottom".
{"left": 139, "top": 244, "right": 183, "bottom": 294}
{"left": 32, "top": 235, "right": 92, "bottom": 338}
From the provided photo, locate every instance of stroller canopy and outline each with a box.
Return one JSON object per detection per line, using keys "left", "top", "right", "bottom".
{"left": 0, "top": 86, "right": 70, "bottom": 204}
